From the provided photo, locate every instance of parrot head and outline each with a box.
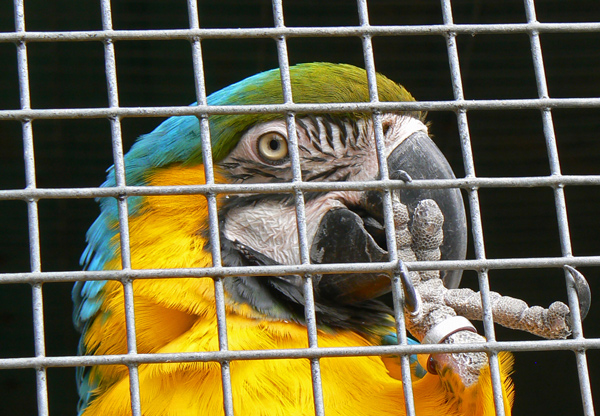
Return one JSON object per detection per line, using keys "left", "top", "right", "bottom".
{"left": 77, "top": 62, "right": 466, "bottom": 334}
{"left": 214, "top": 64, "right": 468, "bottom": 330}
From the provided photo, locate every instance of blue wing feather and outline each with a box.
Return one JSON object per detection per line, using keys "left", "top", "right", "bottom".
{"left": 381, "top": 333, "right": 427, "bottom": 379}
{"left": 72, "top": 68, "right": 282, "bottom": 334}
{"left": 71, "top": 112, "right": 207, "bottom": 412}
{"left": 73, "top": 64, "right": 375, "bottom": 412}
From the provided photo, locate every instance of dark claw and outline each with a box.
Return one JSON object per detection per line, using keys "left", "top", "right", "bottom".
{"left": 565, "top": 265, "right": 591, "bottom": 321}
{"left": 394, "top": 261, "right": 421, "bottom": 316}
{"left": 390, "top": 169, "right": 413, "bottom": 183}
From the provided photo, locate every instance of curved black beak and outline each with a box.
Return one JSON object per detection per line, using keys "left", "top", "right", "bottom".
{"left": 310, "top": 131, "right": 467, "bottom": 304}
{"left": 388, "top": 131, "right": 467, "bottom": 289}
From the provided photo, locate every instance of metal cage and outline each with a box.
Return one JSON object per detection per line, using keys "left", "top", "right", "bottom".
{"left": 0, "top": 0, "right": 599, "bottom": 415}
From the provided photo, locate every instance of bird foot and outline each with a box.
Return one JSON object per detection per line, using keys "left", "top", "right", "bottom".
{"left": 392, "top": 195, "right": 591, "bottom": 342}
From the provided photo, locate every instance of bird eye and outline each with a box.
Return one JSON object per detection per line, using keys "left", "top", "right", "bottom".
{"left": 257, "top": 132, "right": 288, "bottom": 162}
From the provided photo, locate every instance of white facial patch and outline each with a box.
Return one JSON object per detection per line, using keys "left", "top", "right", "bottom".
{"left": 223, "top": 196, "right": 350, "bottom": 266}
{"left": 219, "top": 114, "right": 429, "bottom": 265}
{"left": 381, "top": 114, "right": 429, "bottom": 159}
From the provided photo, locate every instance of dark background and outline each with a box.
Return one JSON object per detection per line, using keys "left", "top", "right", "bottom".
{"left": 1, "top": 0, "right": 599, "bottom": 414}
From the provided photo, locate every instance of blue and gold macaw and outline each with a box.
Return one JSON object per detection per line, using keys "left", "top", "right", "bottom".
{"left": 72, "top": 63, "right": 521, "bottom": 416}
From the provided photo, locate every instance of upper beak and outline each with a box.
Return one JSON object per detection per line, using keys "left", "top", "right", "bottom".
{"left": 310, "top": 131, "right": 467, "bottom": 304}
{"left": 388, "top": 131, "right": 467, "bottom": 289}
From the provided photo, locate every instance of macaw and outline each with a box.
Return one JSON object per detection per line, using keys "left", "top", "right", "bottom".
{"left": 73, "top": 62, "right": 586, "bottom": 416}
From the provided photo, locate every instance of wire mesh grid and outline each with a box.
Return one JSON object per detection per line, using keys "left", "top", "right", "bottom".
{"left": 1, "top": 0, "right": 599, "bottom": 415}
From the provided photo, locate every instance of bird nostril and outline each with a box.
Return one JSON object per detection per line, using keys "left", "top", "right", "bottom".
{"left": 382, "top": 121, "right": 393, "bottom": 137}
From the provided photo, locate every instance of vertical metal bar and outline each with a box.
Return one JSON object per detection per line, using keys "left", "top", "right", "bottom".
{"left": 186, "top": 1, "right": 235, "bottom": 415}
{"left": 4, "top": 2, "right": 595, "bottom": 415}
{"left": 99, "top": 2, "right": 142, "bottom": 415}
{"left": 356, "top": 1, "right": 417, "bottom": 415}
{"left": 439, "top": 1, "right": 507, "bottom": 415}
{"left": 13, "top": 1, "right": 50, "bottom": 415}
{"left": 271, "top": 2, "right": 326, "bottom": 415}
{"left": 523, "top": 2, "right": 595, "bottom": 414}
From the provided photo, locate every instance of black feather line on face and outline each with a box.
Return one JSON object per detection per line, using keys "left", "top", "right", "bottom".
{"left": 301, "top": 155, "right": 328, "bottom": 163}
{"left": 295, "top": 117, "right": 311, "bottom": 138}
{"left": 323, "top": 120, "right": 335, "bottom": 150}
{"left": 304, "top": 167, "right": 341, "bottom": 182}
{"left": 244, "top": 167, "right": 279, "bottom": 179}
{"left": 298, "top": 144, "right": 313, "bottom": 154}
{"left": 338, "top": 120, "right": 348, "bottom": 147}
{"left": 304, "top": 115, "right": 358, "bottom": 155}
{"left": 219, "top": 162, "right": 240, "bottom": 170}
{"left": 338, "top": 172, "right": 351, "bottom": 182}
{"left": 230, "top": 157, "right": 287, "bottom": 172}
{"left": 351, "top": 122, "right": 361, "bottom": 149}
{"left": 229, "top": 173, "right": 253, "bottom": 181}
{"left": 311, "top": 140, "right": 323, "bottom": 154}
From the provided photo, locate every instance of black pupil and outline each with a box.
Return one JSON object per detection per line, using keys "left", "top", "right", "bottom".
{"left": 269, "top": 138, "right": 280, "bottom": 151}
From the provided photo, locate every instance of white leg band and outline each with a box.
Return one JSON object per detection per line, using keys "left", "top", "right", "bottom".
{"left": 421, "top": 316, "right": 477, "bottom": 345}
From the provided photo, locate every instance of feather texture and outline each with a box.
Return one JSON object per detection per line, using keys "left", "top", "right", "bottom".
{"left": 74, "top": 63, "right": 512, "bottom": 415}
{"left": 77, "top": 163, "right": 513, "bottom": 416}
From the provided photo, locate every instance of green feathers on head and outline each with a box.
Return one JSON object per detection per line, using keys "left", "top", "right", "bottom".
{"left": 209, "top": 62, "right": 418, "bottom": 163}
{"left": 123, "top": 62, "right": 418, "bottom": 187}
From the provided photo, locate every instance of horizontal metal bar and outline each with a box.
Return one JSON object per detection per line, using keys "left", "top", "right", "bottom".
{"left": 1, "top": 255, "right": 599, "bottom": 285}
{"left": 2, "top": 97, "right": 600, "bottom": 121}
{"left": 2, "top": 3, "right": 596, "bottom": 414}
{"left": 1, "top": 21, "right": 600, "bottom": 44}
{"left": 1, "top": 338, "right": 598, "bottom": 370}
{"left": 1, "top": 175, "right": 600, "bottom": 202}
